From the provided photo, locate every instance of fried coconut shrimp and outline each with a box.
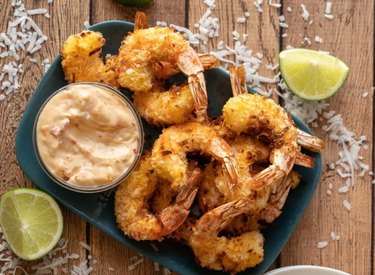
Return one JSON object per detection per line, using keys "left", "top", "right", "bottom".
{"left": 198, "top": 135, "right": 270, "bottom": 212}
{"left": 229, "top": 65, "right": 324, "bottom": 155}
{"left": 197, "top": 133, "right": 302, "bottom": 225}
{"left": 223, "top": 66, "right": 324, "bottom": 190}
{"left": 189, "top": 199, "right": 264, "bottom": 273}
{"left": 115, "top": 155, "right": 202, "bottom": 241}
{"left": 115, "top": 12, "right": 209, "bottom": 123}
{"left": 61, "top": 31, "right": 118, "bottom": 87}
{"left": 133, "top": 84, "right": 195, "bottom": 126}
{"left": 150, "top": 122, "right": 238, "bottom": 191}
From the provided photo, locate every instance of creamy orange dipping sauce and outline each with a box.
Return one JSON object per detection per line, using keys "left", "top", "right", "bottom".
{"left": 36, "top": 84, "right": 141, "bottom": 188}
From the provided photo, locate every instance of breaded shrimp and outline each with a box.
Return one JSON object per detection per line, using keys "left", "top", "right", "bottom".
{"left": 115, "top": 155, "right": 201, "bottom": 241}
{"left": 115, "top": 13, "right": 209, "bottom": 121}
{"left": 150, "top": 122, "right": 238, "bottom": 191}
{"left": 198, "top": 135, "right": 270, "bottom": 212}
{"left": 189, "top": 199, "right": 264, "bottom": 273}
{"left": 133, "top": 85, "right": 195, "bottom": 126}
{"left": 229, "top": 65, "right": 324, "bottom": 154}
{"left": 61, "top": 31, "right": 118, "bottom": 87}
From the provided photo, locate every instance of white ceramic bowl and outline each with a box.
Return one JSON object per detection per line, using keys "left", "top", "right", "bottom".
{"left": 265, "top": 265, "right": 350, "bottom": 275}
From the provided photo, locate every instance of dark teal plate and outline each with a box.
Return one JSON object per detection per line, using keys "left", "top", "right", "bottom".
{"left": 15, "top": 21, "right": 322, "bottom": 275}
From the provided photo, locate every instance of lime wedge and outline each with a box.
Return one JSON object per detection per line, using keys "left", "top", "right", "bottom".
{"left": 279, "top": 49, "right": 349, "bottom": 100}
{"left": 0, "top": 188, "right": 63, "bottom": 260}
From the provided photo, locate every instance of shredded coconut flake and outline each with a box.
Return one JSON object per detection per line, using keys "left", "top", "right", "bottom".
{"left": 315, "top": 36, "right": 323, "bottom": 43}
{"left": 338, "top": 185, "right": 350, "bottom": 193}
{"left": 302, "top": 37, "right": 311, "bottom": 45}
{"left": 301, "top": 4, "right": 310, "bottom": 21}
{"left": 203, "top": 0, "right": 216, "bottom": 9}
{"left": 79, "top": 241, "right": 91, "bottom": 252}
{"left": 268, "top": 0, "right": 281, "bottom": 8}
{"left": 279, "top": 22, "right": 289, "bottom": 28}
{"left": 0, "top": 0, "right": 50, "bottom": 101}
{"left": 232, "top": 31, "right": 240, "bottom": 41}
{"left": 27, "top": 8, "right": 48, "bottom": 15}
{"left": 325, "top": 2, "right": 333, "bottom": 14}
{"left": 237, "top": 17, "right": 246, "bottom": 23}
{"left": 343, "top": 200, "right": 351, "bottom": 211}
{"left": 331, "top": 231, "right": 340, "bottom": 241}
{"left": 128, "top": 258, "right": 144, "bottom": 271}
{"left": 317, "top": 241, "right": 328, "bottom": 249}
{"left": 253, "top": 0, "right": 263, "bottom": 13}
{"left": 84, "top": 21, "right": 90, "bottom": 29}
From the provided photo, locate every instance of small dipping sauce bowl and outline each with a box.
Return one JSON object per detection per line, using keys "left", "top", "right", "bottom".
{"left": 33, "top": 82, "right": 144, "bottom": 193}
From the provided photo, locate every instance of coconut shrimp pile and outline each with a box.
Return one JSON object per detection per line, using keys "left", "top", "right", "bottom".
{"left": 60, "top": 12, "right": 324, "bottom": 274}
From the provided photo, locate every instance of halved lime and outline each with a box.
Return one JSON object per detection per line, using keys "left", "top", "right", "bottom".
{"left": 0, "top": 188, "right": 63, "bottom": 260}
{"left": 279, "top": 49, "right": 349, "bottom": 100}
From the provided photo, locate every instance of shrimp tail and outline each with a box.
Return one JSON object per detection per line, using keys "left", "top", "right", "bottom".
{"left": 250, "top": 165, "right": 286, "bottom": 190}
{"left": 134, "top": 11, "right": 148, "bottom": 31}
{"left": 259, "top": 183, "right": 291, "bottom": 223}
{"left": 195, "top": 199, "right": 251, "bottom": 232}
{"left": 158, "top": 168, "right": 202, "bottom": 236}
{"left": 188, "top": 73, "right": 209, "bottom": 120}
{"left": 229, "top": 65, "right": 247, "bottom": 96}
{"left": 297, "top": 129, "right": 325, "bottom": 152}
{"left": 295, "top": 152, "right": 315, "bottom": 168}
{"left": 177, "top": 47, "right": 208, "bottom": 121}
{"left": 198, "top": 54, "right": 221, "bottom": 70}
{"left": 209, "top": 138, "right": 239, "bottom": 188}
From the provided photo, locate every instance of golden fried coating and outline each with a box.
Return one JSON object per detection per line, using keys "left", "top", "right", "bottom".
{"left": 61, "top": 31, "right": 119, "bottom": 87}
{"left": 115, "top": 155, "right": 200, "bottom": 241}
{"left": 189, "top": 200, "right": 264, "bottom": 273}
{"left": 133, "top": 85, "right": 195, "bottom": 126}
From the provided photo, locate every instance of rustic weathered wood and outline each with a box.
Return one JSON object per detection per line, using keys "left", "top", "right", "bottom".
{"left": 91, "top": 0, "right": 187, "bottom": 27}
{"left": 88, "top": 1, "right": 185, "bottom": 274}
{"left": 0, "top": 0, "right": 90, "bottom": 272}
{"left": 280, "top": 1, "right": 373, "bottom": 274}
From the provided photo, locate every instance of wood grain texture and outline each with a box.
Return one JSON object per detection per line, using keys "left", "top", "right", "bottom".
{"left": 0, "top": 0, "right": 89, "bottom": 272}
{"left": 280, "top": 1, "right": 373, "bottom": 274}
{"left": 91, "top": 0, "right": 187, "bottom": 27}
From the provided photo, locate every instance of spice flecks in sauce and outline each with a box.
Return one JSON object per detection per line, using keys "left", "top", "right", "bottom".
{"left": 36, "top": 84, "right": 140, "bottom": 187}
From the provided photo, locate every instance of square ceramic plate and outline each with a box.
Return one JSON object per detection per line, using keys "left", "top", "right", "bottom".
{"left": 15, "top": 20, "right": 322, "bottom": 274}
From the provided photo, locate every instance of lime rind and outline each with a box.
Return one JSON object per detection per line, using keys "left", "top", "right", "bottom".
{"left": 0, "top": 188, "right": 63, "bottom": 260}
{"left": 279, "top": 49, "right": 349, "bottom": 100}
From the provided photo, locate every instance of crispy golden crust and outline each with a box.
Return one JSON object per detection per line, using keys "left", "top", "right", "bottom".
{"left": 61, "top": 31, "right": 119, "bottom": 87}
{"left": 133, "top": 85, "right": 195, "bottom": 126}
{"left": 189, "top": 200, "right": 264, "bottom": 273}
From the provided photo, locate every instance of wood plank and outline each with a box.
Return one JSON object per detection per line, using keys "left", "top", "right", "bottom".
{"left": 188, "top": 0, "right": 280, "bottom": 87}
{"left": 91, "top": 0, "right": 187, "bottom": 26}
{"left": 88, "top": 1, "right": 185, "bottom": 274}
{"left": 280, "top": 1, "right": 373, "bottom": 274}
{"left": 0, "top": 0, "right": 89, "bottom": 272}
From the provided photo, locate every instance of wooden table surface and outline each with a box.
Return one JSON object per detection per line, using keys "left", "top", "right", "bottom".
{"left": 0, "top": 0, "right": 373, "bottom": 274}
